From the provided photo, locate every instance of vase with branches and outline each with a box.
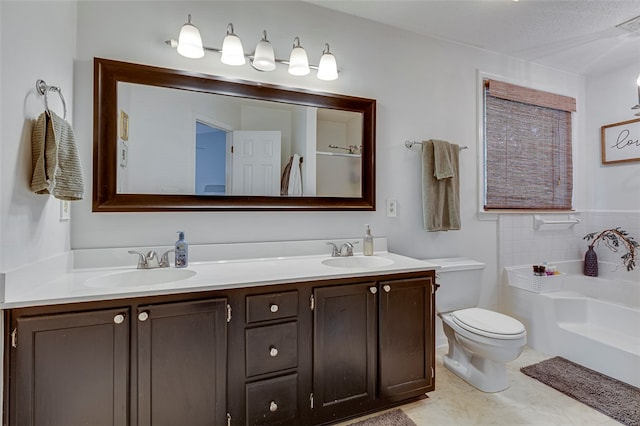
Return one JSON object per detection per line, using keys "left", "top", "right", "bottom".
{"left": 583, "top": 227, "right": 639, "bottom": 276}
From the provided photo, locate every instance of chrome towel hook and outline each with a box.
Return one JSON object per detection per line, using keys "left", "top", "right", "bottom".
{"left": 36, "top": 79, "right": 67, "bottom": 119}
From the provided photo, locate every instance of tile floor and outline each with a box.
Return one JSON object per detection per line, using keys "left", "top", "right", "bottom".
{"left": 343, "top": 347, "right": 620, "bottom": 425}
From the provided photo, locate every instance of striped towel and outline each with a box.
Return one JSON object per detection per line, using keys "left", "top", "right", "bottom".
{"left": 31, "top": 111, "right": 84, "bottom": 200}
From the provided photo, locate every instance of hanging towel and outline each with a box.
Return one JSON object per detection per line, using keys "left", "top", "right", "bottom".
{"left": 287, "top": 154, "right": 303, "bottom": 196}
{"left": 432, "top": 139, "right": 455, "bottom": 179}
{"left": 280, "top": 157, "right": 293, "bottom": 195}
{"left": 422, "top": 140, "right": 461, "bottom": 231}
{"left": 31, "top": 110, "right": 85, "bottom": 201}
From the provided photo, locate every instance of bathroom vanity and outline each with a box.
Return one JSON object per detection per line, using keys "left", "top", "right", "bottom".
{"left": 1, "top": 241, "right": 436, "bottom": 425}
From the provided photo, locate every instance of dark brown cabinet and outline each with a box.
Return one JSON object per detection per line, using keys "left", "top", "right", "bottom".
{"left": 6, "top": 270, "right": 434, "bottom": 426}
{"left": 238, "top": 290, "right": 307, "bottom": 426}
{"left": 313, "top": 276, "right": 435, "bottom": 424}
{"left": 313, "top": 282, "right": 378, "bottom": 424}
{"left": 11, "top": 307, "right": 130, "bottom": 426}
{"left": 379, "top": 277, "right": 434, "bottom": 400}
{"left": 136, "top": 299, "right": 228, "bottom": 426}
{"left": 9, "top": 299, "right": 227, "bottom": 426}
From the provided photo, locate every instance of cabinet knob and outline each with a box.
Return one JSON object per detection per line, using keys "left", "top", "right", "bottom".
{"left": 113, "top": 314, "right": 125, "bottom": 324}
{"left": 269, "top": 401, "right": 278, "bottom": 412}
{"left": 138, "top": 311, "right": 149, "bottom": 322}
{"left": 269, "top": 346, "right": 279, "bottom": 357}
{"left": 369, "top": 287, "right": 377, "bottom": 294}
{"left": 270, "top": 304, "right": 279, "bottom": 313}
{"left": 383, "top": 284, "right": 391, "bottom": 293}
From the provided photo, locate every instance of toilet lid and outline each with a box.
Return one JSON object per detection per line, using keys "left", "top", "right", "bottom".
{"left": 451, "top": 308, "right": 525, "bottom": 339}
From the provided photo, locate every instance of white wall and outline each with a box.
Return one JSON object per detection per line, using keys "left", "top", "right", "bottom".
{"left": 1, "top": 1, "right": 592, "bottom": 314}
{"left": 496, "top": 62, "right": 640, "bottom": 312}
{"left": 586, "top": 61, "right": 640, "bottom": 212}
{"left": 0, "top": 1, "right": 76, "bottom": 272}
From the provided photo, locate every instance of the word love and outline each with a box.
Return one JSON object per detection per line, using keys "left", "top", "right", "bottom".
{"left": 612, "top": 129, "right": 640, "bottom": 150}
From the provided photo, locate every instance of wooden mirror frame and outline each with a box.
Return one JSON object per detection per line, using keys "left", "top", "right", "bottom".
{"left": 93, "top": 58, "right": 376, "bottom": 212}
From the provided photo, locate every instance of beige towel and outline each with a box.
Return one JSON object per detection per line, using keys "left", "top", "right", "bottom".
{"left": 280, "top": 154, "right": 303, "bottom": 196}
{"left": 422, "top": 140, "right": 460, "bottom": 231}
{"left": 432, "top": 139, "right": 454, "bottom": 179}
{"left": 31, "top": 111, "right": 84, "bottom": 200}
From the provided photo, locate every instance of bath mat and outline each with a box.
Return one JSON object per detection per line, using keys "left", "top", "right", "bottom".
{"left": 521, "top": 357, "right": 640, "bottom": 426}
{"left": 347, "top": 409, "right": 416, "bottom": 426}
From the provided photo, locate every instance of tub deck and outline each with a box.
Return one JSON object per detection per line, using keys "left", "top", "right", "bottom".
{"left": 505, "top": 262, "right": 640, "bottom": 388}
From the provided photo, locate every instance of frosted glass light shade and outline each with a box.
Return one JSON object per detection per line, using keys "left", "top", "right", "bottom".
{"left": 637, "top": 73, "right": 640, "bottom": 86}
{"left": 221, "top": 23, "right": 246, "bottom": 66}
{"left": 177, "top": 15, "right": 204, "bottom": 59}
{"left": 252, "top": 31, "right": 276, "bottom": 71}
{"left": 288, "top": 37, "right": 310, "bottom": 76}
{"left": 317, "top": 44, "right": 338, "bottom": 81}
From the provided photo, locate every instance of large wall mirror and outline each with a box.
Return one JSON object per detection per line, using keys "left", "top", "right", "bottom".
{"left": 93, "top": 58, "right": 376, "bottom": 211}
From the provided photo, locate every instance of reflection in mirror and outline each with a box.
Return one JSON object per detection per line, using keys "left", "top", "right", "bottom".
{"left": 116, "top": 83, "right": 363, "bottom": 197}
{"left": 94, "top": 58, "right": 376, "bottom": 211}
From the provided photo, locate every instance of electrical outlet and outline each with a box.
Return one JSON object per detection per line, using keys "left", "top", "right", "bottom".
{"left": 386, "top": 199, "right": 398, "bottom": 217}
{"left": 60, "top": 200, "right": 70, "bottom": 221}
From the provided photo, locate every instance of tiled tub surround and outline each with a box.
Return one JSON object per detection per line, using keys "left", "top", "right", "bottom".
{"left": 0, "top": 238, "right": 437, "bottom": 308}
{"left": 505, "top": 261, "right": 640, "bottom": 388}
{"left": 498, "top": 211, "right": 640, "bottom": 272}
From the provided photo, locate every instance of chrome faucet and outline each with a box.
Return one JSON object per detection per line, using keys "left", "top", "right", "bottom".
{"left": 128, "top": 249, "right": 174, "bottom": 269}
{"left": 327, "top": 241, "right": 359, "bottom": 257}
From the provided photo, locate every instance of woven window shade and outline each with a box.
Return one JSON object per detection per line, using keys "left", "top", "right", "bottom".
{"left": 485, "top": 79, "right": 576, "bottom": 112}
{"left": 484, "top": 84, "right": 573, "bottom": 210}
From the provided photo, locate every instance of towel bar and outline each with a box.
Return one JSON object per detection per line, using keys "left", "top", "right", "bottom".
{"left": 533, "top": 214, "right": 581, "bottom": 230}
{"left": 405, "top": 140, "right": 468, "bottom": 150}
{"left": 36, "top": 79, "right": 67, "bottom": 119}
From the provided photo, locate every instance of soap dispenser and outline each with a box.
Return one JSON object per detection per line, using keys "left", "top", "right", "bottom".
{"left": 175, "top": 231, "right": 188, "bottom": 268}
{"left": 363, "top": 224, "right": 374, "bottom": 256}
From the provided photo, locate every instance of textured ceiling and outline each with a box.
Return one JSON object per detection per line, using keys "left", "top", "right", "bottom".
{"left": 307, "top": 0, "right": 640, "bottom": 76}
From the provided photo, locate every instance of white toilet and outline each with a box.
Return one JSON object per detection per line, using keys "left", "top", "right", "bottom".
{"left": 424, "top": 257, "right": 527, "bottom": 392}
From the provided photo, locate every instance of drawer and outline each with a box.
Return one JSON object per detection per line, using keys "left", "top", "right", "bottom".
{"left": 246, "top": 291, "right": 298, "bottom": 324}
{"left": 246, "top": 374, "right": 298, "bottom": 426}
{"left": 246, "top": 322, "right": 297, "bottom": 377}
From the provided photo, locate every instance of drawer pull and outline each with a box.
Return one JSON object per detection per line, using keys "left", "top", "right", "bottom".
{"left": 270, "top": 304, "right": 279, "bottom": 313}
{"left": 369, "top": 287, "right": 377, "bottom": 294}
{"left": 269, "top": 401, "right": 278, "bottom": 412}
{"left": 113, "top": 314, "right": 125, "bottom": 324}
{"left": 138, "top": 311, "right": 149, "bottom": 322}
{"left": 383, "top": 284, "right": 391, "bottom": 293}
{"left": 269, "top": 346, "right": 279, "bottom": 357}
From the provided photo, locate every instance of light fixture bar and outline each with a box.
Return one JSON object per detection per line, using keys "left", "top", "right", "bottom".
{"left": 165, "top": 39, "right": 334, "bottom": 72}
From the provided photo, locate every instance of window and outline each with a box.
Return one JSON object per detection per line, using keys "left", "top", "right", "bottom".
{"left": 483, "top": 79, "right": 576, "bottom": 210}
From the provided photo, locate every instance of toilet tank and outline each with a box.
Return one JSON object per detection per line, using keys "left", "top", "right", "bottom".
{"left": 422, "top": 257, "right": 486, "bottom": 313}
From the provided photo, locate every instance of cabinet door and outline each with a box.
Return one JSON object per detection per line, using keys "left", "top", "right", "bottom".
{"left": 137, "top": 298, "right": 227, "bottom": 426}
{"left": 379, "top": 277, "right": 435, "bottom": 400}
{"left": 313, "top": 283, "right": 377, "bottom": 424}
{"left": 12, "top": 308, "right": 130, "bottom": 426}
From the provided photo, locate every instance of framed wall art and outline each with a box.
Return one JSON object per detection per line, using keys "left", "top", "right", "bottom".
{"left": 600, "top": 118, "right": 640, "bottom": 164}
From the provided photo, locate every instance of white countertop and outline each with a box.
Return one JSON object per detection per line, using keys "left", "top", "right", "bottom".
{"left": 0, "top": 238, "right": 437, "bottom": 309}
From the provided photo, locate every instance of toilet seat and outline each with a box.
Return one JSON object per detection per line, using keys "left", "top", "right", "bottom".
{"left": 451, "top": 308, "right": 525, "bottom": 340}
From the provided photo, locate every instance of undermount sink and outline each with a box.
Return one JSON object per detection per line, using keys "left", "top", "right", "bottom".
{"left": 85, "top": 268, "right": 196, "bottom": 288}
{"left": 321, "top": 256, "right": 394, "bottom": 269}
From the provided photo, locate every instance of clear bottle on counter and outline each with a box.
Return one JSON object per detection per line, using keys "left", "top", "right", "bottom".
{"left": 363, "top": 224, "right": 374, "bottom": 256}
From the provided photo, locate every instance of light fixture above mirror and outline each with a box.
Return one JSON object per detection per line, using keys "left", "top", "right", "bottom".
{"left": 168, "top": 15, "right": 339, "bottom": 80}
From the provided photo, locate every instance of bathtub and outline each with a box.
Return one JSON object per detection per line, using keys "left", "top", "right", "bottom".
{"left": 505, "top": 261, "right": 640, "bottom": 388}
